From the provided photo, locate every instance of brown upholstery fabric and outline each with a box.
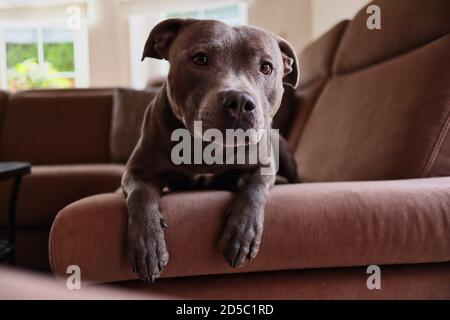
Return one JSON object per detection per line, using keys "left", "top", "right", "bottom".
{"left": 0, "top": 90, "right": 8, "bottom": 138}
{"left": 287, "top": 80, "right": 325, "bottom": 150}
{"left": 15, "top": 227, "right": 51, "bottom": 270}
{"left": 49, "top": 178, "right": 450, "bottom": 284}
{"left": 333, "top": 0, "right": 450, "bottom": 74}
{"left": 0, "top": 89, "right": 114, "bottom": 164}
{"left": 118, "top": 262, "right": 450, "bottom": 300}
{"left": 430, "top": 128, "right": 450, "bottom": 177}
{"left": 2, "top": 262, "right": 448, "bottom": 299}
{"left": 296, "top": 35, "right": 450, "bottom": 182}
{"left": 0, "top": 181, "right": 12, "bottom": 233}
{"left": 0, "top": 164, "right": 124, "bottom": 270}
{"left": 110, "top": 88, "right": 157, "bottom": 163}
{"left": 0, "top": 164, "right": 124, "bottom": 227}
{"left": 300, "top": 20, "right": 349, "bottom": 86}
{"left": 288, "top": 21, "right": 348, "bottom": 150}
{"left": 0, "top": 226, "right": 51, "bottom": 270}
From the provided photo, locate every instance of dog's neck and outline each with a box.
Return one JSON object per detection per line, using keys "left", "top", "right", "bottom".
{"left": 146, "top": 81, "right": 192, "bottom": 156}
{"left": 154, "top": 82, "right": 186, "bottom": 132}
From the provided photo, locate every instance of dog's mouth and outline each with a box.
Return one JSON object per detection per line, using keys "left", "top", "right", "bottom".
{"left": 189, "top": 119, "right": 266, "bottom": 147}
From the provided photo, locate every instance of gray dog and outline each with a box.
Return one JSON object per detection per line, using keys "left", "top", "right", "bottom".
{"left": 122, "top": 18, "right": 299, "bottom": 283}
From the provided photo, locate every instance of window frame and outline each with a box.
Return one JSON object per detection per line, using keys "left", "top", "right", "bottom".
{"left": 0, "top": 20, "right": 88, "bottom": 90}
{"left": 167, "top": 2, "right": 248, "bottom": 26}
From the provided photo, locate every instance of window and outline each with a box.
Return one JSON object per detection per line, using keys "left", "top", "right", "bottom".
{"left": 1, "top": 27, "right": 79, "bottom": 91}
{"left": 167, "top": 3, "right": 247, "bottom": 26}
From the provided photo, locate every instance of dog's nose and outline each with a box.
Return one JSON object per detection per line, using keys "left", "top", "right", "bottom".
{"left": 221, "top": 90, "right": 256, "bottom": 117}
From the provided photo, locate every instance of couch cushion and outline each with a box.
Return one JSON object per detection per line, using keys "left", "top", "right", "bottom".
{"left": 0, "top": 164, "right": 124, "bottom": 227}
{"left": 49, "top": 177, "right": 450, "bottom": 284}
{"left": 300, "top": 20, "right": 348, "bottom": 86}
{"left": 110, "top": 88, "right": 157, "bottom": 163}
{"left": 288, "top": 21, "right": 348, "bottom": 150}
{"left": 287, "top": 80, "right": 325, "bottom": 150}
{"left": 296, "top": 35, "right": 450, "bottom": 182}
{"left": 117, "top": 262, "right": 450, "bottom": 300}
{"left": 0, "top": 89, "right": 114, "bottom": 165}
{"left": 333, "top": 0, "right": 450, "bottom": 74}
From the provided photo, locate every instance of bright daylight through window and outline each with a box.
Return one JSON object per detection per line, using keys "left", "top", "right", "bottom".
{"left": 3, "top": 28, "right": 76, "bottom": 91}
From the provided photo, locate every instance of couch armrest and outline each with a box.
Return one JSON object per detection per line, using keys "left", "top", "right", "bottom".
{"left": 49, "top": 177, "right": 450, "bottom": 284}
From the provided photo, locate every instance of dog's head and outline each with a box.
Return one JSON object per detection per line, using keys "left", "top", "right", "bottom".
{"left": 142, "top": 19, "right": 299, "bottom": 144}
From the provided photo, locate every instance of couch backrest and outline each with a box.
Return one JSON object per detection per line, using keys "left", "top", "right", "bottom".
{"left": 0, "top": 88, "right": 114, "bottom": 165}
{"left": 287, "top": 20, "right": 349, "bottom": 149}
{"left": 293, "top": 0, "right": 450, "bottom": 182}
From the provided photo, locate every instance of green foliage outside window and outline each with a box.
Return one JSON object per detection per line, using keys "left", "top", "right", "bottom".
{"left": 44, "top": 42, "right": 75, "bottom": 72}
{"left": 5, "top": 41, "right": 75, "bottom": 91}
{"left": 7, "top": 42, "right": 74, "bottom": 72}
{"left": 6, "top": 43, "right": 38, "bottom": 68}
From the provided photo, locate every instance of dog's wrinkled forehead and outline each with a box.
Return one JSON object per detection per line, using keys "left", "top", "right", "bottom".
{"left": 170, "top": 21, "right": 280, "bottom": 62}
{"left": 142, "top": 18, "right": 299, "bottom": 88}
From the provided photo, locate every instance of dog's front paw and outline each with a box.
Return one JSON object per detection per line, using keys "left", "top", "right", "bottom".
{"left": 219, "top": 205, "right": 264, "bottom": 268}
{"left": 127, "top": 217, "right": 169, "bottom": 283}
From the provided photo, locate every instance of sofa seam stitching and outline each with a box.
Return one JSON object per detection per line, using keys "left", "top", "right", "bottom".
{"left": 329, "top": 21, "right": 350, "bottom": 76}
{"left": 298, "top": 21, "right": 349, "bottom": 91}
{"left": 420, "top": 109, "right": 450, "bottom": 177}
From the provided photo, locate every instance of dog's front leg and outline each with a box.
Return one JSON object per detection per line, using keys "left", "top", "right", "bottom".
{"left": 122, "top": 167, "right": 168, "bottom": 283}
{"left": 219, "top": 169, "right": 275, "bottom": 268}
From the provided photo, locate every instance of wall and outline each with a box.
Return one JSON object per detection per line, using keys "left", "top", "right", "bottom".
{"left": 128, "top": 11, "right": 167, "bottom": 89}
{"left": 87, "top": 0, "right": 130, "bottom": 87}
{"left": 311, "top": 0, "right": 369, "bottom": 38}
{"left": 248, "top": 0, "right": 311, "bottom": 53}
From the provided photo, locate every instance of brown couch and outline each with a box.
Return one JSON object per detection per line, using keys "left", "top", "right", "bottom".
{"left": 0, "top": 89, "right": 127, "bottom": 269}
{"left": 0, "top": 88, "right": 295, "bottom": 271}
{"left": 1, "top": 0, "right": 450, "bottom": 299}
{"left": 0, "top": 87, "right": 294, "bottom": 269}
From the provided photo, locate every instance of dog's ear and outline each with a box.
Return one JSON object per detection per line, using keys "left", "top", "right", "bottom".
{"left": 277, "top": 36, "right": 299, "bottom": 88}
{"left": 141, "top": 19, "right": 193, "bottom": 61}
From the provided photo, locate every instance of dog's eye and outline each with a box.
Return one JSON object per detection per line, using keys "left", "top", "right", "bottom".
{"left": 193, "top": 53, "right": 208, "bottom": 66}
{"left": 260, "top": 62, "right": 273, "bottom": 75}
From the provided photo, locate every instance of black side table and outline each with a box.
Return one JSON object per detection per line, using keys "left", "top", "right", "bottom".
{"left": 0, "top": 162, "right": 31, "bottom": 264}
